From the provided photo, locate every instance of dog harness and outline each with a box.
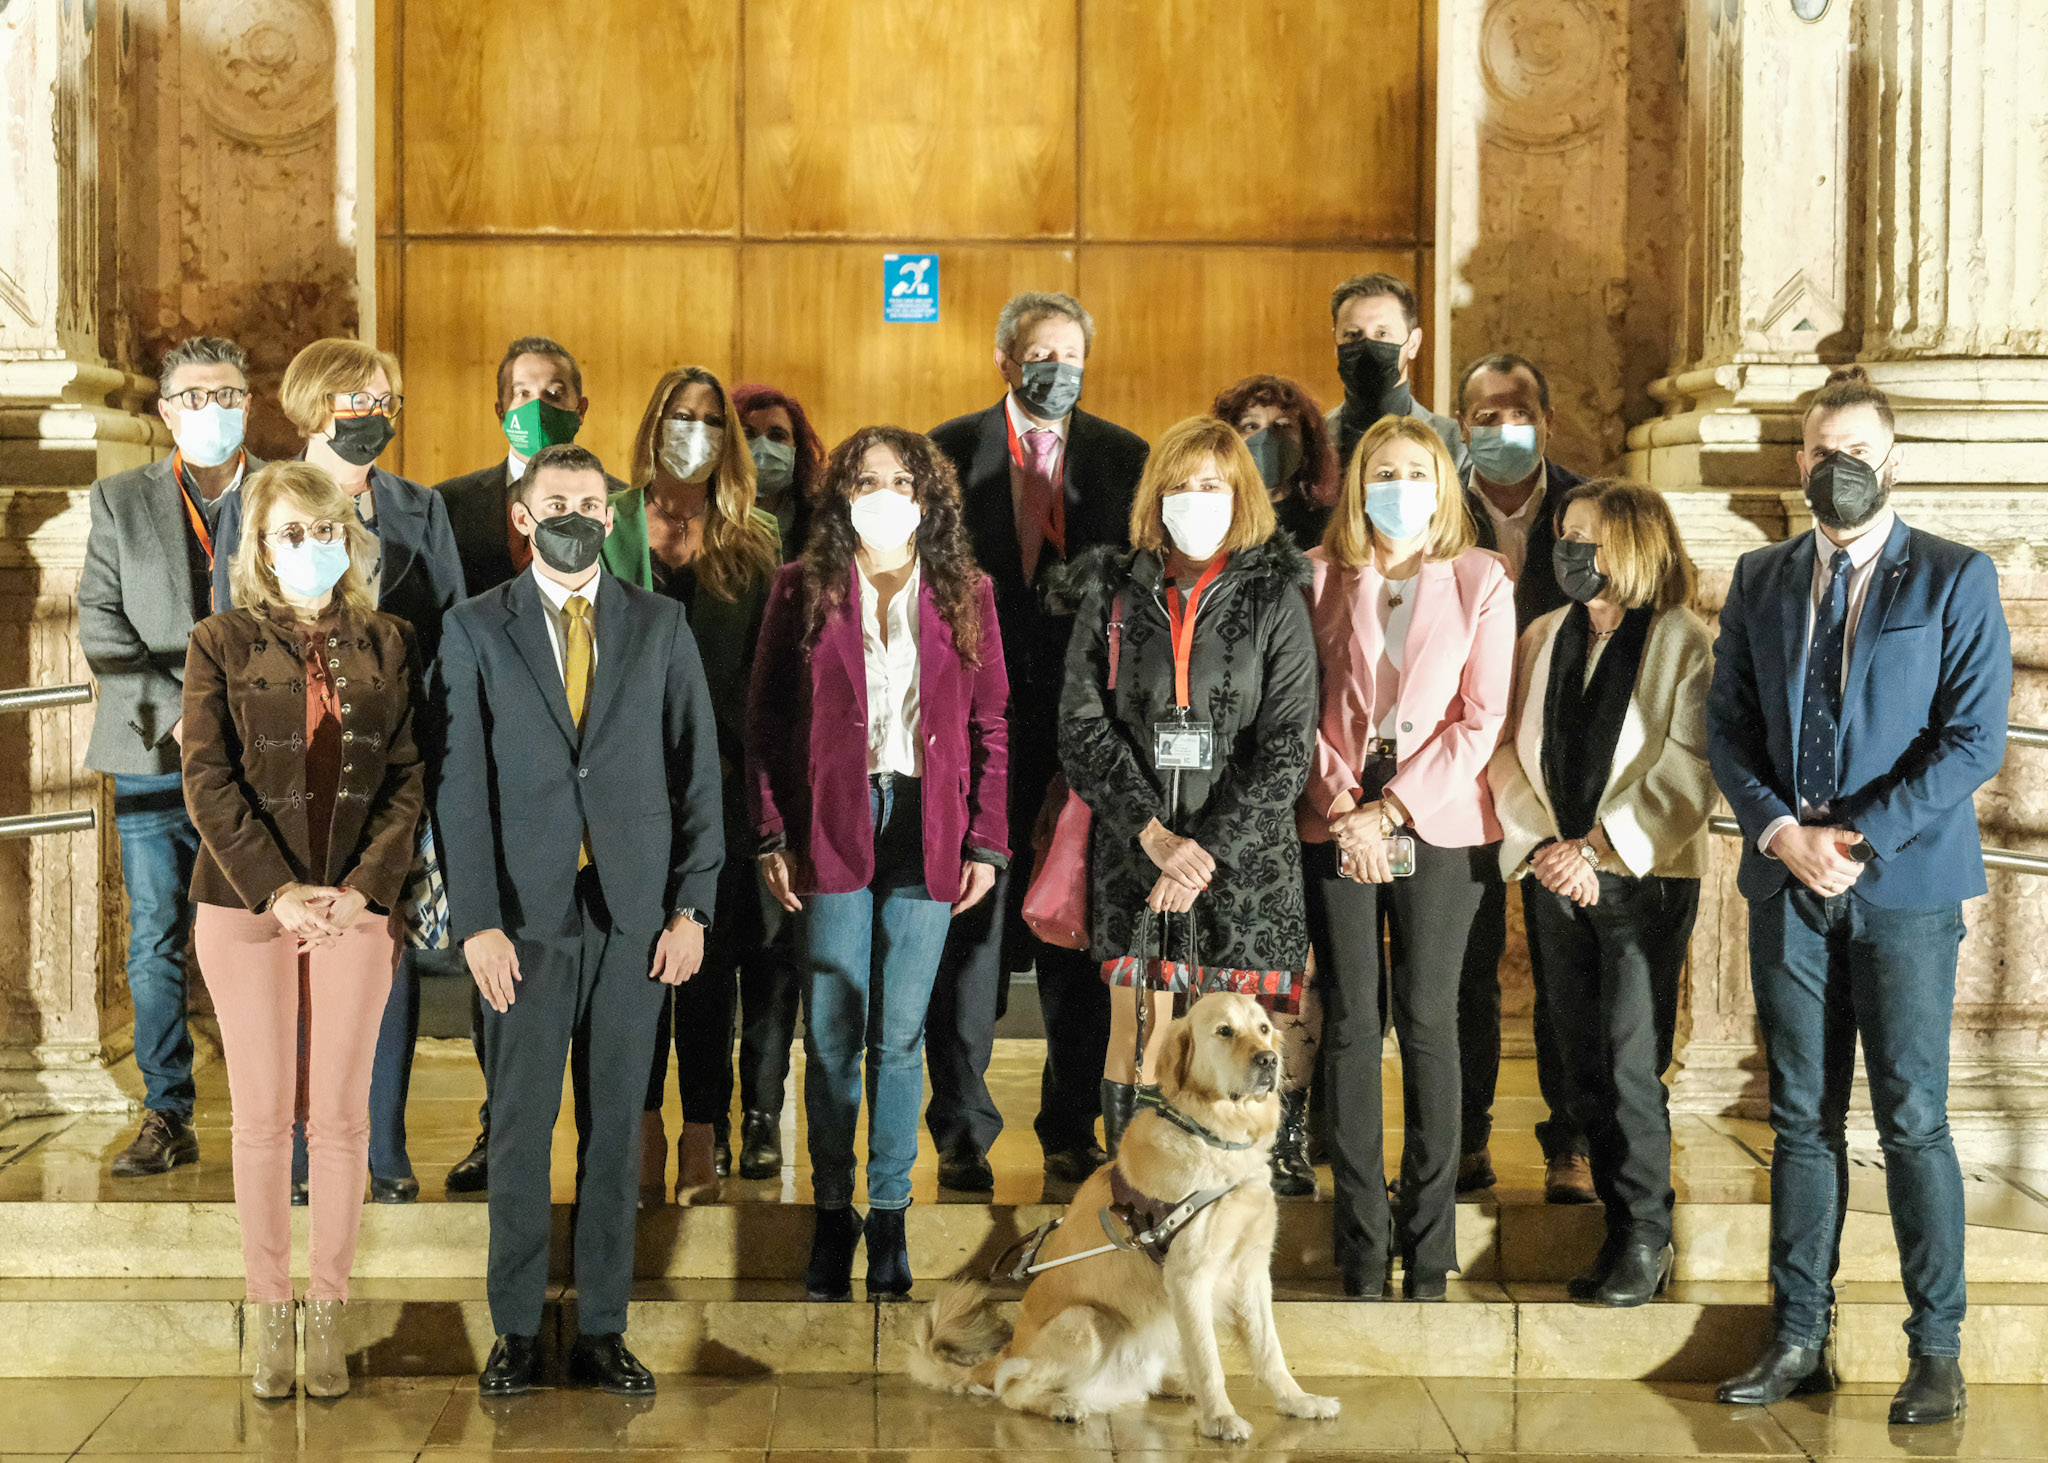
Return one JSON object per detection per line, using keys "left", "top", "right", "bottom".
{"left": 990, "top": 1093, "right": 1254, "bottom": 1280}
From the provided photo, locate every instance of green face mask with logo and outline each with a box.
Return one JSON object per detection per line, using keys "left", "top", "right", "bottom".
{"left": 502, "top": 398, "right": 583, "bottom": 457}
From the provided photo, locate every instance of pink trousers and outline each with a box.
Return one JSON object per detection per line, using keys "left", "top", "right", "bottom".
{"left": 195, "top": 902, "right": 398, "bottom": 1303}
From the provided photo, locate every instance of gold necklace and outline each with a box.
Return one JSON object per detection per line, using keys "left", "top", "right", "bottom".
{"left": 649, "top": 484, "right": 708, "bottom": 532}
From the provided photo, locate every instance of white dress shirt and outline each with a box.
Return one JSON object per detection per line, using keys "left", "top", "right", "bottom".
{"left": 859, "top": 557, "right": 924, "bottom": 777}
{"left": 1005, "top": 390, "right": 1070, "bottom": 524}
{"left": 1374, "top": 573, "right": 1416, "bottom": 738}
{"left": 506, "top": 449, "right": 529, "bottom": 487}
{"left": 1758, "top": 508, "right": 1896, "bottom": 854}
{"left": 1475, "top": 468, "right": 1546, "bottom": 580}
{"left": 530, "top": 563, "right": 601, "bottom": 681}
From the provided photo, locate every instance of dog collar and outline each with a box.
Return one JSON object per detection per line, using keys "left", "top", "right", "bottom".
{"left": 1137, "top": 1088, "right": 1257, "bottom": 1151}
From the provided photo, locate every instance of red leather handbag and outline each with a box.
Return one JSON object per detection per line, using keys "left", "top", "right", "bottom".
{"left": 1021, "top": 593, "right": 1124, "bottom": 949}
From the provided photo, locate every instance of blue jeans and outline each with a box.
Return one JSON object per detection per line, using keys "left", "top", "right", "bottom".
{"left": 1749, "top": 885, "right": 1968, "bottom": 1358}
{"left": 801, "top": 777, "right": 952, "bottom": 1212}
{"left": 112, "top": 772, "right": 201, "bottom": 1117}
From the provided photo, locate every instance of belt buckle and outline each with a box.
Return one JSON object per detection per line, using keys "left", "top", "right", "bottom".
{"left": 1368, "top": 737, "right": 1397, "bottom": 760}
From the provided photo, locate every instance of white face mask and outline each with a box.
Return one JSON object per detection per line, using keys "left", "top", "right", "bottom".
{"left": 1160, "top": 492, "right": 1234, "bottom": 561}
{"left": 658, "top": 419, "right": 722, "bottom": 484}
{"left": 849, "top": 490, "right": 923, "bottom": 552}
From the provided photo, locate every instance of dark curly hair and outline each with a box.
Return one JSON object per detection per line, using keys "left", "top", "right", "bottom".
{"left": 1210, "top": 374, "right": 1340, "bottom": 508}
{"left": 800, "top": 425, "right": 986, "bottom": 665}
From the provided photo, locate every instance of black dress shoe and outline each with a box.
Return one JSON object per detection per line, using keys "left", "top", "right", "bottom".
{"left": 445, "top": 1132, "right": 489, "bottom": 1194}
{"left": 1716, "top": 1339, "right": 1835, "bottom": 1405}
{"left": 864, "top": 1205, "right": 913, "bottom": 1300}
{"left": 110, "top": 1110, "right": 199, "bottom": 1177}
{"left": 1589, "top": 1239, "right": 1674, "bottom": 1308}
{"left": 936, "top": 1151, "right": 994, "bottom": 1193}
{"left": 291, "top": 1180, "right": 309, "bottom": 1207}
{"left": 1402, "top": 1271, "right": 1448, "bottom": 1302}
{"left": 736, "top": 1110, "right": 782, "bottom": 1180}
{"left": 567, "top": 1332, "right": 655, "bottom": 1395}
{"left": 1043, "top": 1143, "right": 1108, "bottom": 1184}
{"left": 805, "top": 1205, "right": 862, "bottom": 1301}
{"left": 1567, "top": 1231, "right": 1625, "bottom": 1301}
{"left": 370, "top": 1174, "right": 420, "bottom": 1204}
{"left": 1341, "top": 1260, "right": 1394, "bottom": 1300}
{"left": 1889, "top": 1356, "right": 1965, "bottom": 1425}
{"left": 479, "top": 1333, "right": 538, "bottom": 1396}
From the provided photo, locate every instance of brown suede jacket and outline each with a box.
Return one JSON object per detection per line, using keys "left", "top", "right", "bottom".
{"left": 180, "top": 602, "right": 425, "bottom": 913}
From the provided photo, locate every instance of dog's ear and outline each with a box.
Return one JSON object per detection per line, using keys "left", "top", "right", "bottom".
{"left": 1161, "top": 1020, "right": 1196, "bottom": 1099}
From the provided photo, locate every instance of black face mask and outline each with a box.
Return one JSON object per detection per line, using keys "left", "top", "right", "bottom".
{"left": 327, "top": 413, "right": 396, "bottom": 467}
{"left": 1804, "top": 450, "right": 1888, "bottom": 533}
{"left": 1552, "top": 538, "right": 1609, "bottom": 604}
{"left": 1336, "top": 337, "right": 1404, "bottom": 407}
{"left": 530, "top": 511, "right": 607, "bottom": 575}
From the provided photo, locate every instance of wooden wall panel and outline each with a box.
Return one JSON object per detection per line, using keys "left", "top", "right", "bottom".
{"left": 401, "top": 0, "right": 739, "bottom": 236}
{"left": 739, "top": 245, "right": 1077, "bottom": 447}
{"left": 375, "top": 0, "right": 399, "bottom": 238}
{"left": 398, "top": 242, "right": 737, "bottom": 487}
{"left": 1081, "top": 0, "right": 1424, "bottom": 243}
{"left": 744, "top": 1, "right": 1075, "bottom": 238}
{"left": 1075, "top": 247, "right": 1426, "bottom": 446}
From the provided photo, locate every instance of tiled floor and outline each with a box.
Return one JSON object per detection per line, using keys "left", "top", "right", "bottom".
{"left": 0, "top": 1371, "right": 2030, "bottom": 1459}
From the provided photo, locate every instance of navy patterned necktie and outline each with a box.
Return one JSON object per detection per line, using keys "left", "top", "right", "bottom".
{"left": 1797, "top": 549, "right": 1854, "bottom": 815}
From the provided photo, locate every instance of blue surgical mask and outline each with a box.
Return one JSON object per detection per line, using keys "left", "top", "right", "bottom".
{"left": 1364, "top": 479, "right": 1438, "bottom": 542}
{"left": 1466, "top": 423, "right": 1541, "bottom": 486}
{"left": 1243, "top": 427, "right": 1304, "bottom": 491}
{"left": 272, "top": 539, "right": 352, "bottom": 599}
{"left": 750, "top": 436, "right": 796, "bottom": 495}
{"left": 172, "top": 403, "right": 246, "bottom": 468}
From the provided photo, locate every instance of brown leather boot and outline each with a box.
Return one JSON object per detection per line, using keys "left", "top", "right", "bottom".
{"left": 1544, "top": 1152, "right": 1598, "bottom": 1204}
{"left": 638, "top": 1110, "right": 669, "bottom": 1206}
{"left": 111, "top": 1109, "right": 199, "bottom": 1177}
{"left": 677, "top": 1121, "right": 720, "bottom": 1192}
{"left": 302, "top": 1299, "right": 349, "bottom": 1397}
{"left": 249, "top": 1301, "right": 296, "bottom": 1399}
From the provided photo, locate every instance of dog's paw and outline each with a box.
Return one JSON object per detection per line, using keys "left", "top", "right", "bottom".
{"left": 1198, "top": 1410, "right": 1253, "bottom": 1443}
{"left": 1278, "top": 1390, "right": 1342, "bottom": 1420}
{"left": 1045, "top": 1394, "right": 1091, "bottom": 1424}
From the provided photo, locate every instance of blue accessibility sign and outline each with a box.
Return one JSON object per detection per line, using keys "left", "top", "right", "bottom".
{"left": 883, "top": 253, "right": 939, "bottom": 323}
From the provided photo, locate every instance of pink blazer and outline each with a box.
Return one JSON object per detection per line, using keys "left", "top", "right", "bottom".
{"left": 1301, "top": 546, "right": 1515, "bottom": 848}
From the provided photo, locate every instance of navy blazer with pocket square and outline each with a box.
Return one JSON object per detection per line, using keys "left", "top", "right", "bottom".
{"left": 1706, "top": 514, "right": 2011, "bottom": 908}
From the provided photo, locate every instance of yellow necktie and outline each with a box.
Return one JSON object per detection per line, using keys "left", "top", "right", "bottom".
{"left": 564, "top": 595, "right": 592, "bottom": 867}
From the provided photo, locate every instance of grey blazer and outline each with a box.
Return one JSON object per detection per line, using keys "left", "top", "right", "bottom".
{"left": 78, "top": 455, "right": 263, "bottom": 776}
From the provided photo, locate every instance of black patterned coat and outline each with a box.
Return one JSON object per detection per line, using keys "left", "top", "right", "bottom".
{"left": 1055, "top": 537, "right": 1317, "bottom": 971}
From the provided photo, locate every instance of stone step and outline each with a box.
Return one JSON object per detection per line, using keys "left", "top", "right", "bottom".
{"left": 2, "top": 1275, "right": 2042, "bottom": 1385}
{"left": 8, "top": 1192, "right": 2048, "bottom": 1284}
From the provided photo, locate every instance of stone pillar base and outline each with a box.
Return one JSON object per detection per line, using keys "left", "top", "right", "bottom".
{"left": 0, "top": 1038, "right": 134, "bottom": 1123}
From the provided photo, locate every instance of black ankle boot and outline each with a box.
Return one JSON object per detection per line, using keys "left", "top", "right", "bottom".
{"left": 1567, "top": 1230, "right": 1625, "bottom": 1301}
{"left": 712, "top": 1121, "right": 732, "bottom": 1178}
{"left": 1589, "top": 1237, "right": 1674, "bottom": 1307}
{"left": 1889, "top": 1356, "right": 1965, "bottom": 1425}
{"left": 864, "top": 1206, "right": 912, "bottom": 1301}
{"left": 737, "top": 1110, "right": 781, "bottom": 1180}
{"left": 1100, "top": 1080, "right": 1138, "bottom": 1159}
{"left": 805, "top": 1205, "right": 861, "bottom": 1301}
{"left": 1269, "top": 1088, "right": 1317, "bottom": 1198}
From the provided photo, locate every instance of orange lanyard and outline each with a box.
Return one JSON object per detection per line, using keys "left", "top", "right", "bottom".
{"left": 171, "top": 451, "right": 216, "bottom": 561}
{"left": 1163, "top": 556, "right": 1226, "bottom": 709}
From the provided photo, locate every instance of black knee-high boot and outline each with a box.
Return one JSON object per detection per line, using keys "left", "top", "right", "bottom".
{"left": 1100, "top": 1080, "right": 1138, "bottom": 1159}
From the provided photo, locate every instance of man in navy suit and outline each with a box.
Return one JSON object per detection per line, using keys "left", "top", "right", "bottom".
{"left": 925, "top": 291, "right": 1149, "bottom": 1190}
{"left": 1707, "top": 368, "right": 2010, "bottom": 1425}
{"left": 434, "top": 444, "right": 722, "bottom": 1396}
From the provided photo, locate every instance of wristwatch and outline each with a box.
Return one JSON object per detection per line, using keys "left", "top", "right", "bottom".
{"left": 1577, "top": 842, "right": 1601, "bottom": 870}
{"left": 674, "top": 907, "right": 711, "bottom": 930}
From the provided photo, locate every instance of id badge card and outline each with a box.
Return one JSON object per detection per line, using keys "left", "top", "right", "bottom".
{"left": 1153, "top": 718, "right": 1215, "bottom": 772}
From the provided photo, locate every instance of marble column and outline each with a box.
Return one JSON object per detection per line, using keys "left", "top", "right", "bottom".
{"left": 0, "top": 0, "right": 372, "bottom": 1120}
{"left": 1630, "top": 0, "right": 2048, "bottom": 1165}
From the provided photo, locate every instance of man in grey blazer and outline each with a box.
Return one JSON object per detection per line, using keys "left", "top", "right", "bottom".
{"left": 1323, "top": 272, "right": 1469, "bottom": 476}
{"left": 77, "top": 335, "right": 263, "bottom": 1177}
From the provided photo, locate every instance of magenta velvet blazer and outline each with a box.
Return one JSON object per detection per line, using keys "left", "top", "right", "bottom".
{"left": 746, "top": 562, "right": 1010, "bottom": 901}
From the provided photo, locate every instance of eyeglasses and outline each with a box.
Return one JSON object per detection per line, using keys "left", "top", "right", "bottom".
{"left": 161, "top": 387, "right": 250, "bottom": 411}
{"left": 328, "top": 391, "right": 405, "bottom": 418}
{"left": 263, "top": 521, "right": 348, "bottom": 549}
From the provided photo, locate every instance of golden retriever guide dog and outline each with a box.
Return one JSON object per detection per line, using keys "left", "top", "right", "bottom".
{"left": 910, "top": 992, "right": 1339, "bottom": 1443}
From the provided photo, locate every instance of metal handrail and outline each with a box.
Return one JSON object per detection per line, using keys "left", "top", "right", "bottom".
{"left": 2008, "top": 724, "right": 2048, "bottom": 750}
{"left": 0, "top": 684, "right": 92, "bottom": 715}
{"left": 1707, "top": 815, "right": 2048, "bottom": 877}
{"left": 0, "top": 810, "right": 95, "bottom": 840}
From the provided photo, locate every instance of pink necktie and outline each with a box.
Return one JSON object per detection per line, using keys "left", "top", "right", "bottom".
{"left": 1019, "top": 428, "right": 1062, "bottom": 582}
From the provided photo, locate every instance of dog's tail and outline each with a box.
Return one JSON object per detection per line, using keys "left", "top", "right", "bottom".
{"left": 906, "top": 1281, "right": 1011, "bottom": 1394}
